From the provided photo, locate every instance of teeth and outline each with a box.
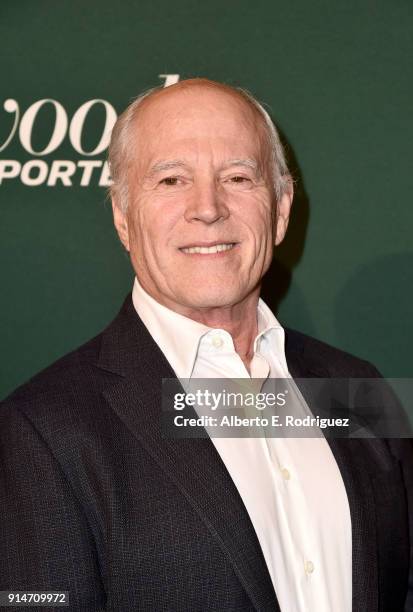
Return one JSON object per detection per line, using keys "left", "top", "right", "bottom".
{"left": 181, "top": 243, "right": 235, "bottom": 254}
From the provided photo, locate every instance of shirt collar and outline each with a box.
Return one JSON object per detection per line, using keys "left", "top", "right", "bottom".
{"left": 132, "top": 277, "right": 211, "bottom": 380}
{"left": 132, "top": 276, "right": 285, "bottom": 379}
{"left": 255, "top": 298, "right": 288, "bottom": 373}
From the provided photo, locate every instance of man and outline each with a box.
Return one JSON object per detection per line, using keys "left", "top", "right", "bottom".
{"left": 0, "top": 79, "right": 412, "bottom": 611}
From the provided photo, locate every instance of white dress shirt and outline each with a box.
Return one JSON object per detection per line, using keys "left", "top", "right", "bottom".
{"left": 132, "top": 277, "right": 352, "bottom": 612}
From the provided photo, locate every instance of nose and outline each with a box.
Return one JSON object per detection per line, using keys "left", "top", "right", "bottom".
{"left": 184, "top": 180, "right": 229, "bottom": 224}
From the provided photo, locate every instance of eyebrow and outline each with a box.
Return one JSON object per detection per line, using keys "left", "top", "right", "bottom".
{"left": 146, "top": 160, "right": 188, "bottom": 177}
{"left": 223, "top": 158, "right": 259, "bottom": 171}
{"left": 146, "top": 158, "right": 259, "bottom": 177}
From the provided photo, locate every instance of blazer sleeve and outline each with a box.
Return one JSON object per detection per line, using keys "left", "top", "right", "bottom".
{"left": 0, "top": 403, "right": 106, "bottom": 611}
{"left": 366, "top": 362, "right": 413, "bottom": 611}
{"left": 387, "top": 436, "right": 413, "bottom": 612}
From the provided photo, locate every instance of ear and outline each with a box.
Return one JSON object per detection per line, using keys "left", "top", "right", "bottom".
{"left": 275, "top": 180, "right": 293, "bottom": 246}
{"left": 112, "top": 198, "right": 130, "bottom": 251}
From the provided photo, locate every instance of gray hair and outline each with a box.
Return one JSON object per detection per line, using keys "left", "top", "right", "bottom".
{"left": 108, "top": 79, "right": 291, "bottom": 213}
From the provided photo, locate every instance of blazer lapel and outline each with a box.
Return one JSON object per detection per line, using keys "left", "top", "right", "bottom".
{"left": 285, "top": 329, "right": 379, "bottom": 612}
{"left": 99, "top": 296, "right": 280, "bottom": 612}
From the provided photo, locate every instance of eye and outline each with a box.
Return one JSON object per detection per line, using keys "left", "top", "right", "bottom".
{"left": 160, "top": 176, "right": 180, "bottom": 186}
{"left": 224, "top": 175, "right": 254, "bottom": 189}
{"left": 229, "top": 176, "right": 251, "bottom": 183}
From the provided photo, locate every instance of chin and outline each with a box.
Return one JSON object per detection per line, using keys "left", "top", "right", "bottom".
{"left": 180, "top": 287, "right": 244, "bottom": 310}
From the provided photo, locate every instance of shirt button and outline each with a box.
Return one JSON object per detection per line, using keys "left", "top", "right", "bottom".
{"left": 304, "top": 560, "right": 315, "bottom": 574}
{"left": 281, "top": 467, "right": 290, "bottom": 480}
{"left": 212, "top": 335, "right": 224, "bottom": 348}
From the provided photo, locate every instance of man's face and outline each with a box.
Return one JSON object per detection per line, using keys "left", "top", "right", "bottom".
{"left": 113, "top": 86, "right": 292, "bottom": 314}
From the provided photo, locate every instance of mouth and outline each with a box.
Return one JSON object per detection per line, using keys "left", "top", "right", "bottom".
{"left": 179, "top": 242, "right": 237, "bottom": 255}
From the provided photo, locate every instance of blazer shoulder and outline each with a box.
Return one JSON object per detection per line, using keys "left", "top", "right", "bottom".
{"left": 1, "top": 331, "right": 109, "bottom": 415}
{"left": 284, "top": 327, "right": 382, "bottom": 378}
{"left": 1, "top": 294, "right": 134, "bottom": 423}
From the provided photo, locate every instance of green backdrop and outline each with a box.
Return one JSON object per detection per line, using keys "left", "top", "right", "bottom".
{"left": 1, "top": 0, "right": 412, "bottom": 399}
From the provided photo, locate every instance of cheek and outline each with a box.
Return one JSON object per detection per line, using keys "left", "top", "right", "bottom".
{"left": 239, "top": 200, "right": 274, "bottom": 244}
{"left": 128, "top": 199, "right": 180, "bottom": 258}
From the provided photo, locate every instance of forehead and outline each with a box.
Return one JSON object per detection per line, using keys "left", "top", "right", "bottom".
{"left": 132, "top": 86, "right": 268, "bottom": 163}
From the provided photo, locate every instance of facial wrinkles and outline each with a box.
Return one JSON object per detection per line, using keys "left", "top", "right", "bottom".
{"left": 124, "top": 88, "right": 277, "bottom": 308}
{"left": 131, "top": 170, "right": 273, "bottom": 272}
{"left": 246, "top": 215, "right": 273, "bottom": 282}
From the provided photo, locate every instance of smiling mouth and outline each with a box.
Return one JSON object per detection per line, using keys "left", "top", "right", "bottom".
{"left": 179, "top": 243, "right": 237, "bottom": 255}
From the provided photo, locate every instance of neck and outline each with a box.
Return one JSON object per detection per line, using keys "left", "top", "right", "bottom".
{"left": 137, "top": 278, "right": 262, "bottom": 372}
{"left": 170, "top": 288, "right": 261, "bottom": 372}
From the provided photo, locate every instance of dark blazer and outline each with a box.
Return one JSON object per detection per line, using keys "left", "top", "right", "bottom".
{"left": 1, "top": 294, "right": 412, "bottom": 612}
